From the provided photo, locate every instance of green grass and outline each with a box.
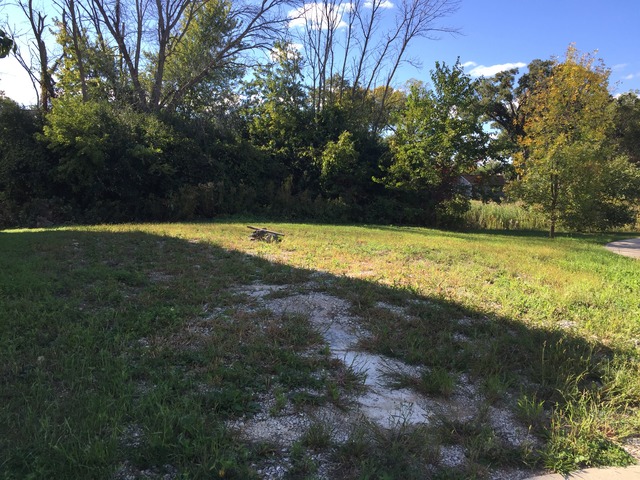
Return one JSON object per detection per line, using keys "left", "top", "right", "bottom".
{"left": 1, "top": 221, "right": 639, "bottom": 478}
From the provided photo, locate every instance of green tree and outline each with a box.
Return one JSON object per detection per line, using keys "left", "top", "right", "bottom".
{"left": 511, "top": 46, "right": 640, "bottom": 237}
{"left": 0, "top": 98, "right": 55, "bottom": 225}
{"left": 477, "top": 59, "right": 554, "bottom": 160}
{"left": 381, "top": 61, "right": 490, "bottom": 225}
{"left": 612, "top": 92, "right": 640, "bottom": 166}
{"left": 160, "top": 0, "right": 241, "bottom": 116}
{"left": 42, "top": 97, "right": 179, "bottom": 218}
{"left": 320, "top": 130, "right": 358, "bottom": 200}
{"left": 244, "top": 42, "right": 315, "bottom": 191}
{"left": 54, "top": 3, "right": 128, "bottom": 103}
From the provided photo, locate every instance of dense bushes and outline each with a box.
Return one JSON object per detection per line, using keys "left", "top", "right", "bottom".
{"left": 0, "top": 98, "right": 278, "bottom": 226}
{"left": 1, "top": 58, "right": 638, "bottom": 231}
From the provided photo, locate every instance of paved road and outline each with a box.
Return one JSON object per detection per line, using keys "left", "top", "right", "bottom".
{"left": 605, "top": 238, "right": 640, "bottom": 259}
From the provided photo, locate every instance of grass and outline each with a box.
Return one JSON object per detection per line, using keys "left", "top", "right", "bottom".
{"left": 1, "top": 221, "right": 639, "bottom": 478}
{"left": 463, "top": 200, "right": 549, "bottom": 231}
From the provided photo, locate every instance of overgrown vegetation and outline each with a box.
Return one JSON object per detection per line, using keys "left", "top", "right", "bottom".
{"left": 1, "top": 0, "right": 639, "bottom": 230}
{"left": 2, "top": 222, "right": 639, "bottom": 478}
{"left": 463, "top": 201, "right": 549, "bottom": 231}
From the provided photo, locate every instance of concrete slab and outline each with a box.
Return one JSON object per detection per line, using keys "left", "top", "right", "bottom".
{"left": 526, "top": 465, "right": 640, "bottom": 479}
{"left": 605, "top": 238, "right": 640, "bottom": 259}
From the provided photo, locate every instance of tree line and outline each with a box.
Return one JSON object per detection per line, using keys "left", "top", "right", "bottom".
{"left": 1, "top": 0, "right": 638, "bottom": 235}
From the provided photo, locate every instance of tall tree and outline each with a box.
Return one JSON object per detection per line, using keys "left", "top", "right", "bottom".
{"left": 511, "top": 46, "right": 639, "bottom": 237}
{"left": 477, "top": 59, "right": 553, "bottom": 159}
{"left": 54, "top": 0, "right": 120, "bottom": 102}
{"left": 381, "top": 61, "right": 489, "bottom": 224}
{"left": 244, "top": 41, "right": 314, "bottom": 190}
{"left": 15, "top": 0, "right": 59, "bottom": 111}
{"left": 162, "top": 0, "right": 242, "bottom": 116}
{"left": 87, "top": 0, "right": 288, "bottom": 112}
{"left": 12, "top": 0, "right": 289, "bottom": 111}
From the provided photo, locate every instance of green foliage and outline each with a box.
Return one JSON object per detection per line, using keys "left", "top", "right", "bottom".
{"left": 613, "top": 92, "right": 640, "bottom": 165}
{"left": 162, "top": 0, "right": 241, "bottom": 115}
{"left": 37, "top": 96, "right": 277, "bottom": 223}
{"left": 243, "top": 43, "right": 390, "bottom": 222}
{"left": 54, "top": 19, "right": 125, "bottom": 102}
{"left": 381, "top": 61, "right": 489, "bottom": 225}
{"left": 511, "top": 46, "right": 640, "bottom": 236}
{"left": 335, "top": 419, "right": 438, "bottom": 479}
{"left": 320, "top": 130, "right": 359, "bottom": 198}
{"left": 0, "top": 99, "right": 48, "bottom": 199}
{"left": 0, "top": 28, "right": 15, "bottom": 58}
{"left": 244, "top": 42, "right": 315, "bottom": 192}
{"left": 477, "top": 60, "right": 554, "bottom": 158}
{"left": 42, "top": 98, "right": 178, "bottom": 216}
{"left": 0, "top": 98, "right": 61, "bottom": 226}
{"left": 516, "top": 393, "right": 547, "bottom": 433}
{"left": 544, "top": 390, "right": 635, "bottom": 474}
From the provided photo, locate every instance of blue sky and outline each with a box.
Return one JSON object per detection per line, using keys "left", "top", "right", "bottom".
{"left": 1, "top": 0, "right": 639, "bottom": 106}
{"left": 404, "top": 0, "right": 640, "bottom": 93}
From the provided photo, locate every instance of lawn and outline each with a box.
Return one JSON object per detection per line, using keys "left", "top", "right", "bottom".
{"left": 1, "top": 221, "right": 639, "bottom": 479}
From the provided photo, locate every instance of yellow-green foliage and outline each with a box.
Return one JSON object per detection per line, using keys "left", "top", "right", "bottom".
{"left": 463, "top": 201, "right": 548, "bottom": 230}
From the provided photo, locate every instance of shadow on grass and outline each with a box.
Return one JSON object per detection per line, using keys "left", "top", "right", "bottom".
{"left": 365, "top": 223, "right": 640, "bottom": 243}
{"left": 1, "top": 228, "right": 637, "bottom": 478}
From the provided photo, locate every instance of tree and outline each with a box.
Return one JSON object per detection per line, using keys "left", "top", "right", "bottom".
{"left": 54, "top": 0, "right": 126, "bottom": 102}
{"left": 0, "top": 29, "right": 15, "bottom": 58}
{"left": 244, "top": 41, "right": 315, "bottom": 191}
{"left": 42, "top": 97, "right": 181, "bottom": 215}
{"left": 477, "top": 59, "right": 554, "bottom": 160}
{"left": 381, "top": 61, "right": 489, "bottom": 225}
{"left": 319, "top": 130, "right": 358, "bottom": 199}
{"left": 162, "top": 0, "right": 243, "bottom": 116}
{"left": 12, "top": 0, "right": 290, "bottom": 112}
{"left": 84, "top": 0, "right": 288, "bottom": 112}
{"left": 511, "top": 46, "right": 640, "bottom": 237}
{"left": 612, "top": 92, "right": 640, "bottom": 166}
{"left": 0, "top": 98, "right": 53, "bottom": 207}
{"left": 290, "top": 0, "right": 460, "bottom": 132}
{"left": 15, "top": 0, "right": 59, "bottom": 111}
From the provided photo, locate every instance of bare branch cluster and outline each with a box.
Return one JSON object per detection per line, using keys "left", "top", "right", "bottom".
{"left": 290, "top": 0, "right": 460, "bottom": 126}
{"left": 14, "top": 0, "right": 290, "bottom": 112}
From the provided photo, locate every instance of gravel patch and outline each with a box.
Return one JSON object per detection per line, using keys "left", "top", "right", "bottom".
{"left": 222, "top": 283, "right": 543, "bottom": 479}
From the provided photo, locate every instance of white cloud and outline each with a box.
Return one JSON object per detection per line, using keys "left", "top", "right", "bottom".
{"left": 364, "top": 0, "right": 394, "bottom": 8}
{"left": 288, "top": 3, "right": 351, "bottom": 30}
{"left": 623, "top": 73, "right": 637, "bottom": 81}
{"left": 612, "top": 63, "right": 628, "bottom": 71}
{"left": 464, "top": 62, "right": 527, "bottom": 78}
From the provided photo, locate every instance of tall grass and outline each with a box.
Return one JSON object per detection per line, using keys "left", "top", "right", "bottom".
{"left": 464, "top": 201, "right": 549, "bottom": 231}
{"left": 464, "top": 201, "right": 640, "bottom": 232}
